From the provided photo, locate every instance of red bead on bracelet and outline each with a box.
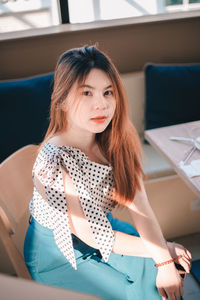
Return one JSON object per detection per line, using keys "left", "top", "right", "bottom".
{"left": 154, "top": 255, "right": 182, "bottom": 267}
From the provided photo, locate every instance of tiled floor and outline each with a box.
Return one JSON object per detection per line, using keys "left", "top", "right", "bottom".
{"left": 173, "top": 232, "right": 200, "bottom": 300}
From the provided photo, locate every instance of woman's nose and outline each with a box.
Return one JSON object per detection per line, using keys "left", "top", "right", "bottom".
{"left": 94, "top": 94, "right": 108, "bottom": 110}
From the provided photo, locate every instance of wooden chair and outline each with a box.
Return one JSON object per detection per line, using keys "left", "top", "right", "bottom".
{"left": 0, "top": 145, "right": 38, "bottom": 279}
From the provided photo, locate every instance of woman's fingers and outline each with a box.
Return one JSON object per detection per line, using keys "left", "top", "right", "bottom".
{"left": 174, "top": 288, "right": 181, "bottom": 300}
{"left": 163, "top": 283, "right": 181, "bottom": 300}
{"left": 184, "top": 248, "right": 192, "bottom": 260}
{"left": 156, "top": 264, "right": 183, "bottom": 300}
{"left": 172, "top": 242, "right": 192, "bottom": 261}
{"left": 158, "top": 288, "right": 167, "bottom": 299}
{"left": 181, "top": 278, "right": 184, "bottom": 286}
{"left": 182, "top": 256, "right": 191, "bottom": 272}
{"left": 178, "top": 256, "right": 191, "bottom": 273}
{"left": 179, "top": 283, "right": 184, "bottom": 297}
{"left": 166, "top": 292, "right": 176, "bottom": 300}
{"left": 167, "top": 290, "right": 181, "bottom": 300}
{"left": 179, "top": 245, "right": 192, "bottom": 260}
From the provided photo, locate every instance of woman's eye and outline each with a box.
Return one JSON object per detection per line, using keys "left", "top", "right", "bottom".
{"left": 83, "top": 91, "right": 92, "bottom": 96}
{"left": 104, "top": 90, "right": 113, "bottom": 96}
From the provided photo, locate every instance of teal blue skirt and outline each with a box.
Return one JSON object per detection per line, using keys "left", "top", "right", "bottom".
{"left": 24, "top": 213, "right": 162, "bottom": 300}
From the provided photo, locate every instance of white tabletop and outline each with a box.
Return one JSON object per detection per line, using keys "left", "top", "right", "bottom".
{"left": 145, "top": 121, "right": 200, "bottom": 198}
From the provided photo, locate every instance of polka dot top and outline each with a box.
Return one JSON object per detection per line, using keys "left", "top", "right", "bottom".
{"left": 29, "top": 142, "right": 116, "bottom": 270}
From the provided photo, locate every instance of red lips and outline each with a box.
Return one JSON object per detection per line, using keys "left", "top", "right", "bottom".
{"left": 91, "top": 116, "right": 106, "bottom": 123}
{"left": 91, "top": 116, "right": 106, "bottom": 119}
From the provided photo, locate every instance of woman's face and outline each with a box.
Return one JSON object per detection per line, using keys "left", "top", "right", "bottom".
{"left": 64, "top": 68, "right": 116, "bottom": 134}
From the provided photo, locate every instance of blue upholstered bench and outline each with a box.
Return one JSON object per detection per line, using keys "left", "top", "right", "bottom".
{"left": 1, "top": 64, "right": 200, "bottom": 169}
{"left": 0, "top": 73, "right": 54, "bottom": 163}
{"left": 144, "top": 64, "right": 200, "bottom": 131}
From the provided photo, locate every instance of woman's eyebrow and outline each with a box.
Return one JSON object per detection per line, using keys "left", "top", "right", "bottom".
{"left": 104, "top": 85, "right": 112, "bottom": 90}
{"left": 80, "top": 84, "right": 94, "bottom": 89}
{"left": 80, "top": 84, "right": 112, "bottom": 90}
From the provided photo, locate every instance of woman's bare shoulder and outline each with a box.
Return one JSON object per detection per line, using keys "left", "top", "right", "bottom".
{"left": 47, "top": 135, "right": 64, "bottom": 147}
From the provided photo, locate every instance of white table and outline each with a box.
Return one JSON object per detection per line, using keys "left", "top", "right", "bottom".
{"left": 144, "top": 121, "right": 200, "bottom": 198}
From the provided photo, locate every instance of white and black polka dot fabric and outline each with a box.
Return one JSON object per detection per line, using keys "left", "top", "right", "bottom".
{"left": 30, "top": 142, "right": 116, "bottom": 270}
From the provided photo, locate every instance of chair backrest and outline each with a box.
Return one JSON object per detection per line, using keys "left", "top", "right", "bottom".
{"left": 0, "top": 144, "right": 38, "bottom": 279}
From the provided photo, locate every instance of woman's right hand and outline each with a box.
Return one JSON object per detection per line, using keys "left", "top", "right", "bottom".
{"left": 156, "top": 263, "right": 183, "bottom": 300}
{"left": 167, "top": 241, "right": 192, "bottom": 274}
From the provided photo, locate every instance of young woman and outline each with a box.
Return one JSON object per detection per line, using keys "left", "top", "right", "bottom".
{"left": 24, "top": 45, "right": 191, "bottom": 300}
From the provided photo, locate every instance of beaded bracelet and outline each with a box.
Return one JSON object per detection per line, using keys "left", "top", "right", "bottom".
{"left": 154, "top": 255, "right": 182, "bottom": 267}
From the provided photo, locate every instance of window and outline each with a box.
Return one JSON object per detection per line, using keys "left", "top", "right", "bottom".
{"left": 68, "top": 0, "right": 200, "bottom": 24}
{"left": 0, "top": 0, "right": 60, "bottom": 33}
{"left": 68, "top": 0, "right": 167, "bottom": 23}
{"left": 1, "top": 0, "right": 200, "bottom": 33}
{"left": 166, "top": 0, "right": 200, "bottom": 12}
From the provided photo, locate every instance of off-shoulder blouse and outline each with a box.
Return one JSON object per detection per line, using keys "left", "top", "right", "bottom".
{"left": 29, "top": 142, "right": 116, "bottom": 270}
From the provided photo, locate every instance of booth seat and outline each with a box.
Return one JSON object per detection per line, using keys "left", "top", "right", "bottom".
{"left": 1, "top": 64, "right": 200, "bottom": 178}
{"left": 0, "top": 70, "right": 176, "bottom": 179}
{"left": 121, "top": 64, "right": 200, "bottom": 179}
{"left": 121, "top": 71, "right": 175, "bottom": 179}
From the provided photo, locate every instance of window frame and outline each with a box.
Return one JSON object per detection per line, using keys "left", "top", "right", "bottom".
{"left": 59, "top": 0, "right": 70, "bottom": 24}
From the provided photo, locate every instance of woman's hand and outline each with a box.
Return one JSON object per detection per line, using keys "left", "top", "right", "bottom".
{"left": 156, "top": 263, "right": 183, "bottom": 300}
{"left": 156, "top": 241, "right": 192, "bottom": 300}
{"left": 167, "top": 241, "right": 192, "bottom": 273}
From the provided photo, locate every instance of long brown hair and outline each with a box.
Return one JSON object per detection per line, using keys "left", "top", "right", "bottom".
{"left": 42, "top": 45, "right": 145, "bottom": 205}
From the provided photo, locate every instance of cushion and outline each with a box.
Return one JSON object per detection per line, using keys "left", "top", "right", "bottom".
{"left": 144, "top": 64, "right": 200, "bottom": 130}
{"left": 120, "top": 72, "right": 145, "bottom": 138}
{"left": 0, "top": 73, "right": 54, "bottom": 163}
{"left": 141, "top": 141, "right": 175, "bottom": 179}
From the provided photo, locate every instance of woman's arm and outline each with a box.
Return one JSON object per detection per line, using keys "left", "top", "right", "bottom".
{"left": 112, "top": 230, "right": 150, "bottom": 257}
{"left": 123, "top": 176, "right": 192, "bottom": 300}
{"left": 124, "top": 176, "right": 173, "bottom": 264}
